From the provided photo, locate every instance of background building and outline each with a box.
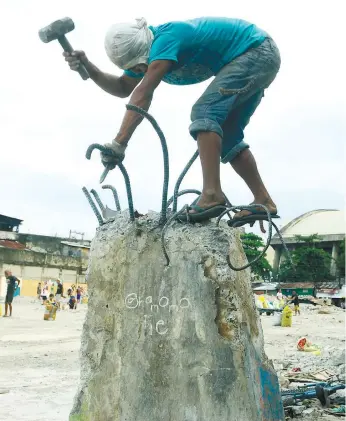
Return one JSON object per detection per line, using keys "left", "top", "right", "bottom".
{"left": 0, "top": 214, "right": 91, "bottom": 297}
{"left": 270, "top": 209, "right": 345, "bottom": 278}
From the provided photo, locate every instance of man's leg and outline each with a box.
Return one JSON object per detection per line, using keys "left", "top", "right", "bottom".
{"left": 4, "top": 302, "right": 8, "bottom": 316}
{"left": 9, "top": 303, "right": 12, "bottom": 316}
{"left": 221, "top": 90, "right": 277, "bottom": 217}
{"left": 195, "top": 132, "right": 225, "bottom": 208}
{"left": 230, "top": 149, "right": 277, "bottom": 215}
{"left": 189, "top": 38, "right": 280, "bottom": 215}
{"left": 189, "top": 65, "right": 241, "bottom": 212}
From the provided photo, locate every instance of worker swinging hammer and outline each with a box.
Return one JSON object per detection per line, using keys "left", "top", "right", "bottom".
{"left": 41, "top": 16, "right": 281, "bottom": 225}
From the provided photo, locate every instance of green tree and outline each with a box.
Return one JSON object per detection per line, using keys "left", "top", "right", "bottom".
{"left": 277, "top": 234, "right": 333, "bottom": 283}
{"left": 240, "top": 232, "right": 272, "bottom": 281}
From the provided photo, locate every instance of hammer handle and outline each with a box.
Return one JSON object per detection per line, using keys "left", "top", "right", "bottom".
{"left": 58, "top": 36, "right": 90, "bottom": 81}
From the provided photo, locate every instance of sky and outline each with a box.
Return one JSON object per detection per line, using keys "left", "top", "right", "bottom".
{"left": 0, "top": 0, "right": 344, "bottom": 240}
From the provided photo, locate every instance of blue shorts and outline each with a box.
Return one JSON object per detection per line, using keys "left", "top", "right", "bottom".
{"left": 189, "top": 37, "right": 281, "bottom": 163}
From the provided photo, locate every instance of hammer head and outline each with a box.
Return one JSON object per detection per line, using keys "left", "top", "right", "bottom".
{"left": 39, "top": 17, "right": 75, "bottom": 43}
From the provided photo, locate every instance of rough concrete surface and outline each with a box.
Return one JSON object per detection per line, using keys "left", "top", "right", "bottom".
{"left": 70, "top": 211, "right": 284, "bottom": 421}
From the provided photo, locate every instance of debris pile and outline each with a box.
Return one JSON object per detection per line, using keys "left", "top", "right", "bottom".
{"left": 275, "top": 349, "right": 345, "bottom": 419}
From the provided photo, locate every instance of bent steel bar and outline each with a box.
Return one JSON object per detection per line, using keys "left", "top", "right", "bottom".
{"left": 90, "top": 189, "right": 106, "bottom": 213}
{"left": 85, "top": 143, "right": 135, "bottom": 221}
{"left": 102, "top": 185, "right": 121, "bottom": 211}
{"left": 126, "top": 104, "right": 169, "bottom": 225}
{"left": 172, "top": 150, "right": 199, "bottom": 213}
{"left": 166, "top": 189, "right": 201, "bottom": 209}
{"left": 272, "top": 221, "right": 295, "bottom": 269}
{"left": 216, "top": 204, "right": 273, "bottom": 271}
{"left": 82, "top": 187, "right": 104, "bottom": 226}
{"left": 117, "top": 163, "right": 135, "bottom": 221}
{"left": 161, "top": 205, "right": 189, "bottom": 266}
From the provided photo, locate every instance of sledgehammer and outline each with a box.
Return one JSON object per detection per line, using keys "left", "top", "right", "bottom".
{"left": 38, "top": 17, "right": 89, "bottom": 80}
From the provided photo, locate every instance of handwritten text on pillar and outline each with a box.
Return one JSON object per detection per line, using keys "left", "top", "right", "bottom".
{"left": 124, "top": 293, "right": 191, "bottom": 336}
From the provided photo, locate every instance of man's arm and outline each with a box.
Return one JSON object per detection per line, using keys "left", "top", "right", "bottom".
{"left": 87, "top": 63, "right": 141, "bottom": 98}
{"left": 63, "top": 51, "right": 141, "bottom": 98}
{"left": 114, "top": 60, "right": 173, "bottom": 144}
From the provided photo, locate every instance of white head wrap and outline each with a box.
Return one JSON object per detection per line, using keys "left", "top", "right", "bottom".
{"left": 104, "top": 17, "right": 154, "bottom": 70}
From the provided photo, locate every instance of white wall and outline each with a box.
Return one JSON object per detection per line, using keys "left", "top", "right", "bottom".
{"left": 0, "top": 275, "right": 6, "bottom": 297}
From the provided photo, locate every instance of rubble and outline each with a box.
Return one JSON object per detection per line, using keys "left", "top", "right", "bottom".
{"left": 292, "top": 405, "right": 305, "bottom": 415}
{"left": 261, "top": 303, "right": 345, "bottom": 419}
{"left": 302, "top": 407, "right": 321, "bottom": 417}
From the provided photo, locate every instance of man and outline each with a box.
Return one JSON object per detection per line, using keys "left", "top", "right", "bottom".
{"left": 55, "top": 279, "right": 63, "bottom": 309}
{"left": 41, "top": 281, "right": 48, "bottom": 304}
{"left": 290, "top": 291, "right": 300, "bottom": 316}
{"left": 64, "top": 17, "right": 280, "bottom": 222}
{"left": 67, "top": 288, "right": 77, "bottom": 310}
{"left": 76, "top": 286, "right": 82, "bottom": 304}
{"left": 48, "top": 293, "right": 57, "bottom": 305}
{"left": 3, "top": 270, "right": 18, "bottom": 317}
{"left": 37, "top": 282, "right": 42, "bottom": 301}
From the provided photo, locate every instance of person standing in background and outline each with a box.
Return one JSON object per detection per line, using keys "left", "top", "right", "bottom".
{"left": 49, "top": 280, "right": 55, "bottom": 295}
{"left": 41, "top": 281, "right": 49, "bottom": 304}
{"left": 290, "top": 291, "right": 301, "bottom": 316}
{"left": 55, "top": 279, "right": 63, "bottom": 310}
{"left": 3, "top": 270, "right": 18, "bottom": 317}
{"left": 76, "top": 286, "right": 82, "bottom": 304}
{"left": 67, "top": 288, "right": 77, "bottom": 310}
{"left": 37, "top": 282, "right": 42, "bottom": 301}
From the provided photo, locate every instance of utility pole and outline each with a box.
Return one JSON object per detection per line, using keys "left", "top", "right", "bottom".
{"left": 69, "top": 230, "right": 85, "bottom": 242}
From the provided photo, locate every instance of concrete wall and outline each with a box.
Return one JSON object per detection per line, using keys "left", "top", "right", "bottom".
{"left": 0, "top": 230, "right": 91, "bottom": 254}
{"left": 0, "top": 248, "right": 87, "bottom": 270}
{"left": 0, "top": 275, "right": 88, "bottom": 298}
{"left": 0, "top": 247, "right": 89, "bottom": 297}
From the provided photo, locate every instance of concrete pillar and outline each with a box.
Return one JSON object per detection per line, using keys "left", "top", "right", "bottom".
{"left": 331, "top": 242, "right": 339, "bottom": 276}
{"left": 272, "top": 247, "right": 282, "bottom": 277}
{"left": 70, "top": 212, "right": 284, "bottom": 421}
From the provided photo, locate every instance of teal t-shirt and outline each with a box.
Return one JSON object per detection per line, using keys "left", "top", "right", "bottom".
{"left": 124, "top": 17, "right": 267, "bottom": 85}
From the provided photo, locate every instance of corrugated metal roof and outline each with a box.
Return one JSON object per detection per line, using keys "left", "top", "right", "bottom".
{"left": 0, "top": 214, "right": 23, "bottom": 224}
{"left": 279, "top": 283, "right": 315, "bottom": 289}
{"left": 0, "top": 239, "right": 26, "bottom": 250}
{"left": 253, "top": 282, "right": 278, "bottom": 291}
{"left": 60, "top": 241, "right": 90, "bottom": 249}
{"left": 279, "top": 280, "right": 345, "bottom": 289}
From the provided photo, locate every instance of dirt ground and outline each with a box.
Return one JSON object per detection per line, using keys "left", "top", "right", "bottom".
{"left": 0, "top": 297, "right": 86, "bottom": 421}
{"left": 0, "top": 298, "right": 344, "bottom": 421}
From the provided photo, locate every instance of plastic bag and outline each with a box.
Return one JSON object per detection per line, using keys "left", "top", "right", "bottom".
{"left": 281, "top": 305, "right": 293, "bottom": 327}
{"left": 297, "top": 337, "right": 321, "bottom": 354}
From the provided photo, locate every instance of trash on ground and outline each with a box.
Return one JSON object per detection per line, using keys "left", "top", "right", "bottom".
{"left": 297, "top": 337, "right": 321, "bottom": 355}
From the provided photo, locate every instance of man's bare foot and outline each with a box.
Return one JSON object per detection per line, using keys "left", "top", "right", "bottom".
{"left": 231, "top": 199, "right": 277, "bottom": 233}
{"left": 189, "top": 191, "right": 225, "bottom": 214}
{"left": 233, "top": 199, "right": 277, "bottom": 219}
